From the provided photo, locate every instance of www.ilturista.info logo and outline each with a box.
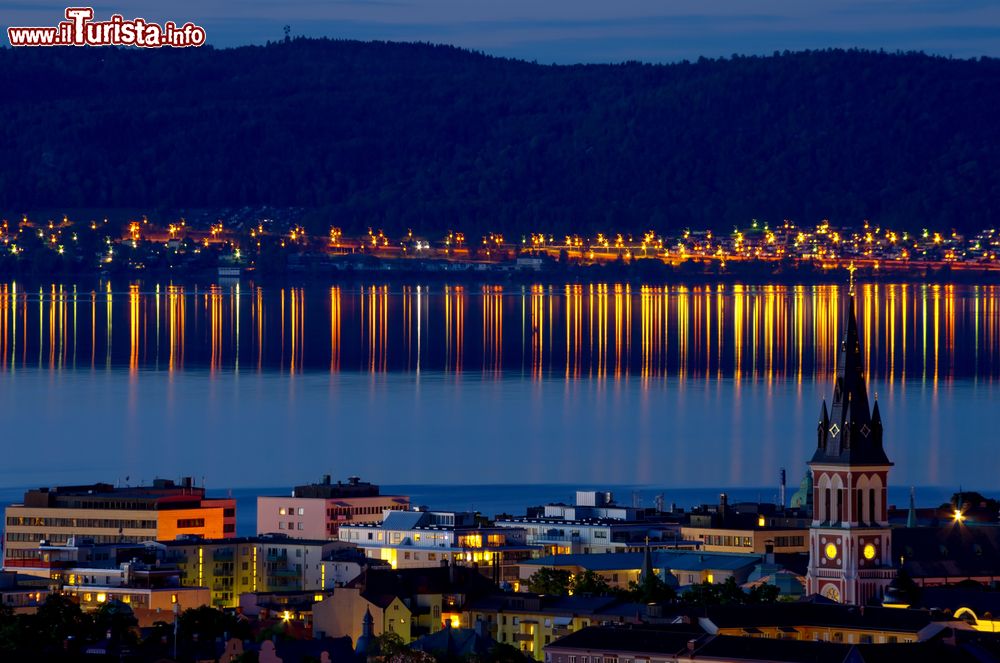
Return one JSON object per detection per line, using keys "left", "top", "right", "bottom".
{"left": 7, "top": 7, "right": 206, "bottom": 47}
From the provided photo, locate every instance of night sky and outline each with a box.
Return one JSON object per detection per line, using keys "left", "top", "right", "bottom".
{"left": 4, "top": 0, "right": 1000, "bottom": 62}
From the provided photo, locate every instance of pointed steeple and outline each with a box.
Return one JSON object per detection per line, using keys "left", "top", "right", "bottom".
{"left": 639, "top": 537, "right": 654, "bottom": 583}
{"left": 356, "top": 608, "right": 378, "bottom": 657}
{"left": 811, "top": 286, "right": 890, "bottom": 466}
{"left": 817, "top": 400, "right": 829, "bottom": 451}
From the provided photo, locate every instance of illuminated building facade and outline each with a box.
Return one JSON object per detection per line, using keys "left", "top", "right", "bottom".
{"left": 339, "top": 510, "right": 534, "bottom": 583}
{"left": 161, "top": 534, "right": 343, "bottom": 608}
{"left": 60, "top": 564, "right": 210, "bottom": 627}
{"left": 805, "top": 289, "right": 895, "bottom": 605}
{"left": 495, "top": 491, "right": 679, "bottom": 556}
{"left": 2, "top": 479, "right": 235, "bottom": 567}
{"left": 312, "top": 564, "right": 497, "bottom": 645}
{"left": 7, "top": 540, "right": 210, "bottom": 626}
{"left": 680, "top": 497, "right": 809, "bottom": 554}
{"left": 257, "top": 475, "right": 409, "bottom": 540}
{"left": 461, "top": 594, "right": 615, "bottom": 660}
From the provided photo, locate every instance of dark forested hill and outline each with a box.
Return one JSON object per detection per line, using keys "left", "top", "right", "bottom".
{"left": 1, "top": 40, "right": 999, "bottom": 236}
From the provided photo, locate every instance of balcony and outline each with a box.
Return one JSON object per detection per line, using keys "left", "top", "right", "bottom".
{"left": 269, "top": 567, "right": 300, "bottom": 578}
{"left": 213, "top": 550, "right": 234, "bottom": 562}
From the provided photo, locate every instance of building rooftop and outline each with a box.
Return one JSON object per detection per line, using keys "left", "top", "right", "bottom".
{"left": 687, "top": 635, "right": 852, "bottom": 663}
{"left": 16, "top": 478, "right": 221, "bottom": 510}
{"left": 698, "top": 603, "right": 937, "bottom": 633}
{"left": 522, "top": 551, "right": 761, "bottom": 573}
{"left": 894, "top": 524, "right": 1000, "bottom": 579}
{"left": 158, "top": 534, "right": 332, "bottom": 547}
{"left": 689, "top": 635, "right": 979, "bottom": 663}
{"left": 546, "top": 626, "right": 698, "bottom": 657}
{"left": 466, "top": 593, "right": 624, "bottom": 615}
{"left": 288, "top": 475, "right": 392, "bottom": 499}
{"left": 348, "top": 564, "right": 498, "bottom": 605}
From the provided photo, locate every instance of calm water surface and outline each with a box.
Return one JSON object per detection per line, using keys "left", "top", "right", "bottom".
{"left": 0, "top": 280, "right": 996, "bottom": 494}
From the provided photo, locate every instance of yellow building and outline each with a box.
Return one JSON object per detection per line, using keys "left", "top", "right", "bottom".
{"left": 460, "top": 594, "right": 616, "bottom": 660}
{"left": 313, "top": 587, "right": 414, "bottom": 643}
{"left": 160, "top": 535, "right": 339, "bottom": 608}
{"left": 679, "top": 526, "right": 807, "bottom": 554}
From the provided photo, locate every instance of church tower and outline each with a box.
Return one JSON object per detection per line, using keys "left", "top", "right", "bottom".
{"left": 806, "top": 283, "right": 895, "bottom": 605}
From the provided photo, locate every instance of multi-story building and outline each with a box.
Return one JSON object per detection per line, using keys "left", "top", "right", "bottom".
{"left": 257, "top": 475, "right": 409, "bottom": 540}
{"left": 60, "top": 562, "right": 210, "bottom": 627}
{"left": 338, "top": 510, "right": 534, "bottom": 583}
{"left": 496, "top": 491, "right": 681, "bottom": 556}
{"left": 461, "top": 593, "right": 625, "bottom": 660}
{"left": 0, "top": 571, "right": 48, "bottom": 614}
{"left": 4, "top": 539, "right": 210, "bottom": 625}
{"left": 312, "top": 564, "right": 497, "bottom": 644}
{"left": 2, "top": 478, "right": 236, "bottom": 567}
{"left": 679, "top": 495, "right": 809, "bottom": 554}
{"left": 160, "top": 534, "right": 344, "bottom": 608}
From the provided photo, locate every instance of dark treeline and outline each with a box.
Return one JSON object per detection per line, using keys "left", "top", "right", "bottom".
{"left": 2, "top": 40, "right": 999, "bottom": 237}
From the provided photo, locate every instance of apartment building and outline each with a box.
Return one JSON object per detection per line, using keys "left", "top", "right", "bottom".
{"left": 160, "top": 534, "right": 344, "bottom": 608}
{"left": 495, "top": 491, "right": 682, "bottom": 555}
{"left": 257, "top": 476, "right": 409, "bottom": 540}
{"left": 338, "top": 510, "right": 534, "bottom": 583}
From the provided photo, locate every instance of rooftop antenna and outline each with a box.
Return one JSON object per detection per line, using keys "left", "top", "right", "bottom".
{"left": 779, "top": 468, "right": 786, "bottom": 509}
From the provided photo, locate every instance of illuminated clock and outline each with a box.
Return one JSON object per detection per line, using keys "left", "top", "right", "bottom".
{"left": 863, "top": 544, "right": 876, "bottom": 560}
{"left": 825, "top": 543, "right": 838, "bottom": 560}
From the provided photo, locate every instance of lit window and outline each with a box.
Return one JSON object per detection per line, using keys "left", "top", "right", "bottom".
{"left": 279, "top": 508, "right": 287, "bottom": 515}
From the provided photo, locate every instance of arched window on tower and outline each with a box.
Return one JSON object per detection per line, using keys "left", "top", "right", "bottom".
{"left": 869, "top": 488, "right": 877, "bottom": 524}
{"left": 856, "top": 489, "right": 865, "bottom": 526}
{"left": 836, "top": 489, "right": 844, "bottom": 524}
{"left": 824, "top": 489, "right": 831, "bottom": 525}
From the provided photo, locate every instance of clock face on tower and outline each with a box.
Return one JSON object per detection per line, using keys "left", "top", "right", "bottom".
{"left": 863, "top": 543, "right": 876, "bottom": 560}
{"left": 825, "top": 543, "right": 838, "bottom": 560}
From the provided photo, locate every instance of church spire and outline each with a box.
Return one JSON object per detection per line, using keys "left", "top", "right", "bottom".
{"left": 639, "top": 536, "right": 655, "bottom": 583}
{"left": 811, "top": 282, "right": 890, "bottom": 466}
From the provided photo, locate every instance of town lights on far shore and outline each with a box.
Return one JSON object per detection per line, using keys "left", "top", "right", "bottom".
{"left": 953, "top": 508, "right": 966, "bottom": 524}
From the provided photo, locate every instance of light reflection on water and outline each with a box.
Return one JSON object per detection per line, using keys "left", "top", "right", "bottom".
{"left": 0, "top": 281, "right": 996, "bottom": 491}
{"left": 0, "top": 281, "right": 998, "bottom": 380}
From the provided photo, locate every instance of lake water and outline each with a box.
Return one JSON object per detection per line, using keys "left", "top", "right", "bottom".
{"left": 0, "top": 280, "right": 996, "bottom": 511}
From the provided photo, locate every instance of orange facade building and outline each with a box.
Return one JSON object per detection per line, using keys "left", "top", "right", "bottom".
{"left": 2, "top": 478, "right": 235, "bottom": 568}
